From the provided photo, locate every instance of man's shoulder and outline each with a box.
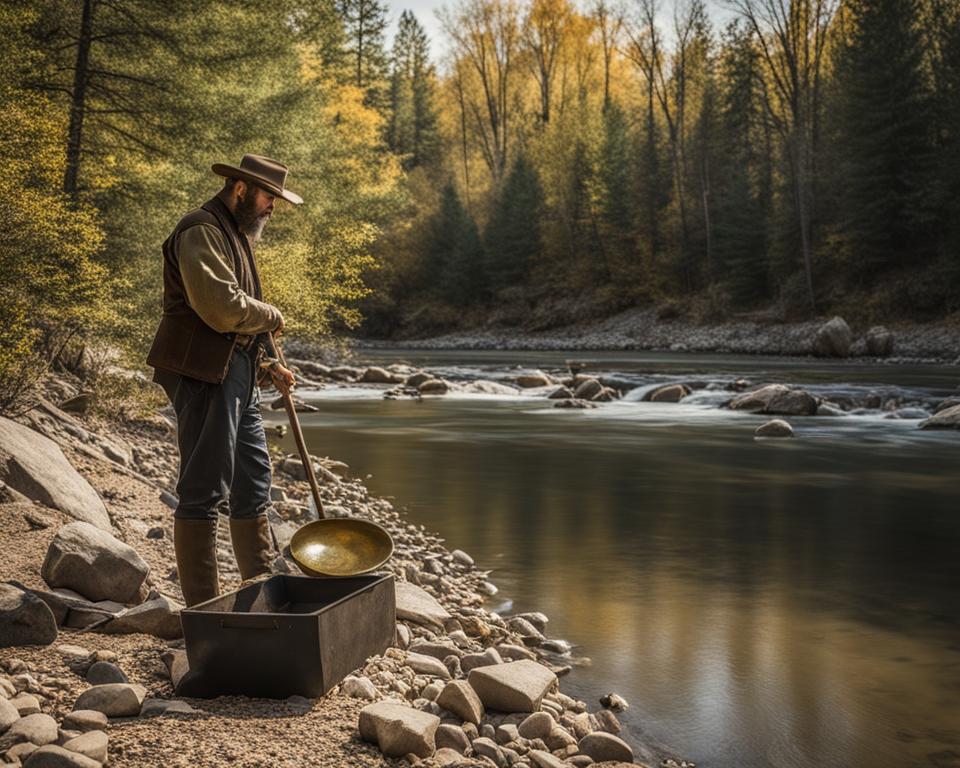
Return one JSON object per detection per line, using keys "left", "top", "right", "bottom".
{"left": 175, "top": 206, "right": 219, "bottom": 233}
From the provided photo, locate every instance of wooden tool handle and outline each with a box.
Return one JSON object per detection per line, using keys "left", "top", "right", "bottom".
{"left": 269, "top": 332, "right": 325, "bottom": 520}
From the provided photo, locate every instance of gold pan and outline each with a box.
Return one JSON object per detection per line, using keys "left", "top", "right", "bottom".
{"left": 290, "top": 518, "right": 394, "bottom": 577}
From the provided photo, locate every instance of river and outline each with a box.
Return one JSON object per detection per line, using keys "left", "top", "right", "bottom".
{"left": 266, "top": 350, "right": 960, "bottom": 768}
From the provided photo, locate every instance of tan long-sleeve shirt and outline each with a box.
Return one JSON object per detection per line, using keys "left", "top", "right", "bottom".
{"left": 177, "top": 223, "right": 282, "bottom": 335}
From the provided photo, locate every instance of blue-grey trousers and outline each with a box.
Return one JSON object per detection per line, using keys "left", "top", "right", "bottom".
{"left": 157, "top": 348, "right": 272, "bottom": 521}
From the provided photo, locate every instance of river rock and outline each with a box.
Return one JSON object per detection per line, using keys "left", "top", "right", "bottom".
{"left": 865, "top": 326, "right": 894, "bottom": 356}
{"left": 554, "top": 399, "right": 596, "bottom": 409}
{"left": 358, "top": 700, "right": 439, "bottom": 758}
{"left": 0, "top": 584, "right": 58, "bottom": 648}
{"left": 471, "top": 736, "right": 503, "bottom": 764}
{"left": 435, "top": 723, "right": 470, "bottom": 753}
{"left": 418, "top": 379, "right": 450, "bottom": 395}
{"left": 599, "top": 692, "right": 629, "bottom": 711}
{"left": 461, "top": 647, "right": 502, "bottom": 673}
{"left": 529, "top": 750, "right": 569, "bottom": 768}
{"left": 73, "top": 683, "right": 146, "bottom": 717}
{"left": 101, "top": 594, "right": 183, "bottom": 639}
{"left": 61, "top": 711, "right": 107, "bottom": 734}
{"left": 61, "top": 730, "right": 107, "bottom": 763}
{"left": 592, "top": 386, "right": 618, "bottom": 402}
{"left": 573, "top": 379, "right": 602, "bottom": 400}
{"left": 516, "top": 372, "right": 553, "bottom": 388}
{"left": 646, "top": 383, "right": 690, "bottom": 403}
{"left": 577, "top": 731, "right": 634, "bottom": 763}
{"left": 3, "top": 714, "right": 58, "bottom": 746}
{"left": 0, "top": 418, "right": 111, "bottom": 530}
{"left": 518, "top": 711, "right": 554, "bottom": 740}
{"left": 729, "top": 384, "right": 817, "bottom": 416}
{"left": 0, "top": 698, "right": 18, "bottom": 731}
{"left": 433, "top": 746, "right": 466, "bottom": 766}
{"left": 360, "top": 367, "right": 404, "bottom": 384}
{"left": 85, "top": 661, "right": 126, "bottom": 686}
{"left": 341, "top": 675, "right": 377, "bottom": 700}
{"left": 467, "top": 660, "right": 557, "bottom": 713}
{"left": 596, "top": 708, "right": 621, "bottom": 734}
{"left": 409, "top": 641, "right": 463, "bottom": 661}
{"left": 21, "top": 744, "right": 101, "bottom": 767}
{"left": 547, "top": 386, "right": 573, "bottom": 400}
{"left": 755, "top": 419, "right": 794, "bottom": 438}
{"left": 41, "top": 522, "right": 149, "bottom": 604}
{"left": 461, "top": 380, "right": 520, "bottom": 396}
{"left": 436, "top": 680, "right": 483, "bottom": 724}
{"left": 395, "top": 582, "right": 451, "bottom": 629}
{"left": 405, "top": 652, "right": 451, "bottom": 680}
{"left": 814, "top": 316, "right": 853, "bottom": 357}
{"left": 919, "top": 404, "right": 960, "bottom": 430}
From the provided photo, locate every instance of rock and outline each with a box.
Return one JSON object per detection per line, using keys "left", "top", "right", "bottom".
{"left": 102, "top": 595, "right": 183, "bottom": 640}
{"left": 41, "top": 522, "right": 149, "bottom": 603}
{"left": 433, "top": 746, "right": 466, "bottom": 765}
{"left": 408, "top": 642, "right": 463, "bottom": 661}
{"left": 595, "top": 709, "right": 621, "bottom": 734}
{"left": 6, "top": 741, "right": 37, "bottom": 763}
{"left": 0, "top": 698, "right": 18, "bottom": 731}
{"left": 12, "top": 584, "right": 116, "bottom": 630}
{"left": 554, "top": 399, "right": 596, "bottom": 409}
{"left": 60, "top": 712, "right": 107, "bottom": 734}
{"left": 3, "top": 714, "right": 58, "bottom": 746}
{"left": 506, "top": 617, "right": 544, "bottom": 643}
{"left": 591, "top": 387, "right": 618, "bottom": 402}
{"left": 471, "top": 736, "right": 503, "bottom": 764}
{"left": 405, "top": 653, "right": 452, "bottom": 680}
{"left": 85, "top": 662, "right": 126, "bottom": 686}
{"left": 405, "top": 372, "right": 432, "bottom": 388}
{"left": 396, "top": 623, "right": 411, "bottom": 649}
{"left": 61, "top": 730, "right": 106, "bottom": 762}
{"left": 516, "top": 372, "right": 553, "bottom": 388}
{"left": 461, "top": 647, "right": 503, "bottom": 673}
{"left": 341, "top": 675, "right": 377, "bottom": 700}
{"left": 395, "top": 582, "right": 451, "bottom": 630}
{"left": 73, "top": 683, "right": 146, "bottom": 718}
{"left": 0, "top": 418, "right": 111, "bottom": 530}
{"left": 754, "top": 419, "right": 794, "bottom": 438}
{"left": 461, "top": 380, "right": 520, "bottom": 396}
{"left": 418, "top": 379, "right": 450, "bottom": 396}
{"left": 21, "top": 744, "right": 101, "bottom": 767}
{"left": 358, "top": 700, "right": 439, "bottom": 758}
{"left": 518, "top": 712, "right": 554, "bottom": 740}
{"left": 814, "top": 316, "right": 853, "bottom": 357}
{"left": 139, "top": 698, "right": 197, "bottom": 717}
{"left": 577, "top": 732, "right": 633, "bottom": 763}
{"left": 729, "top": 384, "right": 817, "bottom": 416}
{"left": 0, "top": 584, "right": 58, "bottom": 648}
{"left": 935, "top": 397, "right": 960, "bottom": 414}
{"left": 529, "top": 750, "right": 569, "bottom": 768}
{"left": 58, "top": 393, "right": 93, "bottom": 415}
{"left": 919, "top": 404, "right": 960, "bottom": 430}
{"left": 496, "top": 723, "right": 520, "bottom": 744}
{"left": 10, "top": 694, "right": 40, "bottom": 716}
{"left": 435, "top": 723, "right": 470, "bottom": 753}
{"left": 467, "top": 661, "right": 557, "bottom": 714}
{"left": 646, "top": 383, "right": 690, "bottom": 403}
{"left": 817, "top": 403, "right": 846, "bottom": 417}
{"left": 497, "top": 644, "right": 536, "bottom": 662}
{"left": 436, "top": 680, "right": 483, "bottom": 725}
{"left": 451, "top": 550, "right": 474, "bottom": 567}
{"left": 573, "top": 379, "right": 602, "bottom": 400}
{"left": 160, "top": 650, "right": 189, "bottom": 689}
{"left": 546, "top": 386, "right": 573, "bottom": 400}
{"left": 598, "top": 692, "right": 628, "bottom": 711}
{"left": 865, "top": 326, "right": 894, "bottom": 356}
{"left": 545, "top": 724, "right": 577, "bottom": 750}
{"left": 361, "top": 367, "right": 404, "bottom": 384}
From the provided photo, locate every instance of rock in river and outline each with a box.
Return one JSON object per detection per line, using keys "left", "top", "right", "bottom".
{"left": 919, "top": 404, "right": 960, "bottom": 430}
{"left": 729, "top": 384, "right": 817, "bottom": 416}
{"left": 755, "top": 419, "right": 794, "bottom": 438}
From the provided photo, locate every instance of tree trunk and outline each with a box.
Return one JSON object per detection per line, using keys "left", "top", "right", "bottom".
{"left": 64, "top": 0, "right": 95, "bottom": 199}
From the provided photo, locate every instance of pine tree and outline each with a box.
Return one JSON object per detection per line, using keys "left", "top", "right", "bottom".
{"left": 485, "top": 155, "right": 544, "bottom": 291}
{"left": 833, "top": 0, "right": 934, "bottom": 274}
{"left": 338, "top": 0, "right": 389, "bottom": 105}
{"left": 421, "top": 182, "right": 486, "bottom": 304}
{"left": 388, "top": 11, "right": 440, "bottom": 168}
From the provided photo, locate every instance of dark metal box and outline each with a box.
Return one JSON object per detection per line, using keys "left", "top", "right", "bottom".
{"left": 179, "top": 573, "right": 395, "bottom": 698}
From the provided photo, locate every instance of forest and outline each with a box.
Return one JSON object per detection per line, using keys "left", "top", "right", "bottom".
{"left": 2, "top": 0, "right": 959, "bottom": 407}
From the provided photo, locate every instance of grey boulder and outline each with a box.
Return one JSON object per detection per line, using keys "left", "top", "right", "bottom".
{"left": 73, "top": 683, "right": 146, "bottom": 717}
{"left": 920, "top": 404, "right": 960, "bottom": 430}
{"left": 814, "top": 316, "right": 853, "bottom": 357}
{"left": 577, "top": 731, "right": 634, "bottom": 763}
{"left": 436, "top": 680, "right": 484, "bottom": 725}
{"left": 395, "top": 582, "right": 450, "bottom": 630}
{"left": 101, "top": 594, "right": 183, "bottom": 639}
{"left": 0, "top": 583, "right": 58, "bottom": 648}
{"left": 22, "top": 744, "right": 101, "bottom": 767}
{"left": 358, "top": 700, "right": 439, "bottom": 758}
{"left": 755, "top": 419, "right": 794, "bottom": 438}
{"left": 730, "top": 384, "right": 817, "bottom": 416}
{"left": 467, "top": 660, "right": 557, "bottom": 713}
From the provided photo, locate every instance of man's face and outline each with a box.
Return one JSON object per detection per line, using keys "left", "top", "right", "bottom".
{"left": 234, "top": 181, "right": 276, "bottom": 242}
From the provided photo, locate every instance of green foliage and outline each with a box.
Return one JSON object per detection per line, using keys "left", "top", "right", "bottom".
{"left": 484, "top": 155, "right": 545, "bottom": 292}
{"left": 420, "top": 181, "right": 487, "bottom": 304}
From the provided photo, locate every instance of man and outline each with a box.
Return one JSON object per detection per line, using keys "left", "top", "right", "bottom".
{"left": 147, "top": 154, "right": 299, "bottom": 607}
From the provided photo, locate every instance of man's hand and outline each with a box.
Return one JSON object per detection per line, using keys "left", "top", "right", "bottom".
{"left": 269, "top": 363, "right": 296, "bottom": 393}
{"left": 273, "top": 315, "right": 285, "bottom": 338}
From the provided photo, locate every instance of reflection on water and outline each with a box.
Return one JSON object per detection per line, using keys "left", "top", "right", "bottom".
{"left": 268, "top": 352, "right": 960, "bottom": 768}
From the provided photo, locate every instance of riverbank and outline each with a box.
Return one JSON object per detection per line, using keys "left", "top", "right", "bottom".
{"left": 0, "top": 369, "right": 655, "bottom": 768}
{"left": 351, "top": 307, "right": 960, "bottom": 363}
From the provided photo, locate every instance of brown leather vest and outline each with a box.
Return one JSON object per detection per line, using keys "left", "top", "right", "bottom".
{"left": 146, "top": 196, "right": 264, "bottom": 383}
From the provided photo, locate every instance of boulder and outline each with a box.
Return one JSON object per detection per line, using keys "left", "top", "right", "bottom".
{"left": 461, "top": 380, "right": 520, "bottom": 396}
{"left": 101, "top": 594, "right": 183, "bottom": 639}
{"left": 73, "top": 683, "right": 146, "bottom": 718}
{"left": 360, "top": 367, "right": 404, "bottom": 384}
{"left": 865, "top": 326, "right": 894, "bottom": 357}
{"left": 3, "top": 713, "right": 58, "bottom": 746}
{"left": 85, "top": 662, "right": 127, "bottom": 685}
{"left": 418, "top": 379, "right": 450, "bottom": 395}
{"left": 460, "top": 647, "right": 502, "bottom": 673}
{"left": 577, "top": 731, "right": 634, "bottom": 763}
{"left": 41, "top": 522, "right": 149, "bottom": 603}
{"left": 12, "top": 584, "right": 117, "bottom": 630}
{"left": 436, "top": 680, "right": 483, "bottom": 725}
{"left": 405, "top": 653, "right": 451, "bottom": 680}
{"left": 554, "top": 399, "right": 596, "bottom": 409}
{"left": 21, "top": 744, "right": 101, "bottom": 767}
{"left": 529, "top": 750, "right": 569, "bottom": 768}
{"left": 646, "top": 383, "right": 690, "bottom": 403}
{"left": 435, "top": 723, "right": 470, "bottom": 753}
{"left": 61, "top": 730, "right": 107, "bottom": 763}
{"left": 10, "top": 695, "right": 40, "bottom": 716}
{"left": 729, "top": 384, "right": 818, "bottom": 416}
{"left": 547, "top": 386, "right": 574, "bottom": 400}
{"left": 160, "top": 650, "right": 190, "bottom": 689}
{"left": 358, "top": 700, "right": 439, "bottom": 758}
{"left": 516, "top": 372, "right": 553, "bottom": 388}
{"left": 518, "top": 711, "right": 554, "bottom": 740}
{"left": 0, "top": 584, "right": 58, "bottom": 648}
{"left": 467, "top": 660, "right": 557, "bottom": 713}
{"left": 405, "top": 372, "right": 432, "bottom": 388}
{"left": 0, "top": 698, "right": 18, "bottom": 731}
{"left": 341, "top": 675, "right": 377, "bottom": 700}
{"left": 755, "top": 419, "right": 794, "bottom": 438}
{"left": 61, "top": 711, "right": 107, "bottom": 734}
{"left": 919, "top": 404, "right": 960, "bottom": 430}
{"left": 395, "top": 582, "right": 451, "bottom": 630}
{"left": 573, "top": 379, "right": 603, "bottom": 400}
{"left": 0, "top": 417, "right": 111, "bottom": 530}
{"left": 814, "top": 316, "right": 853, "bottom": 357}
{"left": 471, "top": 736, "right": 502, "bottom": 764}
{"left": 408, "top": 642, "right": 463, "bottom": 661}
{"left": 433, "top": 746, "right": 466, "bottom": 766}
{"left": 591, "top": 386, "right": 619, "bottom": 402}
{"left": 139, "top": 698, "right": 197, "bottom": 717}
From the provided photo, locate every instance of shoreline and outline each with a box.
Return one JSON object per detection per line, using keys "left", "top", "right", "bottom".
{"left": 0, "top": 370, "right": 662, "bottom": 767}
{"left": 347, "top": 307, "right": 960, "bottom": 365}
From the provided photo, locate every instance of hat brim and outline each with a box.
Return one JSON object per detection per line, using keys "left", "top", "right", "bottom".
{"left": 212, "top": 163, "right": 304, "bottom": 205}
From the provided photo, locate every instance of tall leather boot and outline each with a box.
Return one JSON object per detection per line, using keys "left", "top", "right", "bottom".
{"left": 174, "top": 517, "right": 221, "bottom": 607}
{"left": 229, "top": 515, "right": 276, "bottom": 581}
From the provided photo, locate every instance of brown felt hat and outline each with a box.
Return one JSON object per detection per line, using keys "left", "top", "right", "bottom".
{"left": 212, "top": 154, "right": 303, "bottom": 205}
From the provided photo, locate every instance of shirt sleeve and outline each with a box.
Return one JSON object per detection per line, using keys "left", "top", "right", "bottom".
{"left": 177, "top": 223, "right": 283, "bottom": 335}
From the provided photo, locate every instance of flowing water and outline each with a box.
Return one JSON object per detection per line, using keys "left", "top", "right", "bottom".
{"left": 266, "top": 351, "right": 960, "bottom": 768}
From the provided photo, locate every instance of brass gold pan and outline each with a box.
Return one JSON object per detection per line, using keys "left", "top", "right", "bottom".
{"left": 290, "top": 518, "right": 393, "bottom": 577}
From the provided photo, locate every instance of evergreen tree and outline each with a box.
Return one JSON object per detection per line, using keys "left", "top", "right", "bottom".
{"left": 485, "top": 155, "right": 544, "bottom": 291}
{"left": 388, "top": 11, "right": 440, "bottom": 168}
{"left": 833, "top": 0, "right": 934, "bottom": 274}
{"left": 338, "top": 0, "right": 389, "bottom": 104}
{"left": 599, "top": 101, "right": 633, "bottom": 269}
{"left": 421, "top": 182, "right": 486, "bottom": 304}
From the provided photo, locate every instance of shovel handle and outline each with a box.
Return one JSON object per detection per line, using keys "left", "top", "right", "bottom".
{"left": 269, "top": 332, "right": 326, "bottom": 520}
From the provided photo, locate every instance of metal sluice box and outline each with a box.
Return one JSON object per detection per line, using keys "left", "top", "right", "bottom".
{"left": 179, "top": 573, "right": 395, "bottom": 698}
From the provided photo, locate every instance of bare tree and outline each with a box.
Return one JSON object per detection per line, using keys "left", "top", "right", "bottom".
{"left": 591, "top": 0, "right": 625, "bottom": 112}
{"left": 521, "top": 0, "right": 573, "bottom": 125}
{"left": 725, "top": 0, "right": 838, "bottom": 307}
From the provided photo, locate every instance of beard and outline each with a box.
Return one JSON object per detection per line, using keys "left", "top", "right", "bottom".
{"left": 234, "top": 187, "right": 270, "bottom": 242}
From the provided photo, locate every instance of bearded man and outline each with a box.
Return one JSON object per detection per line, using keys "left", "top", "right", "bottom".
{"left": 147, "top": 154, "right": 299, "bottom": 607}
